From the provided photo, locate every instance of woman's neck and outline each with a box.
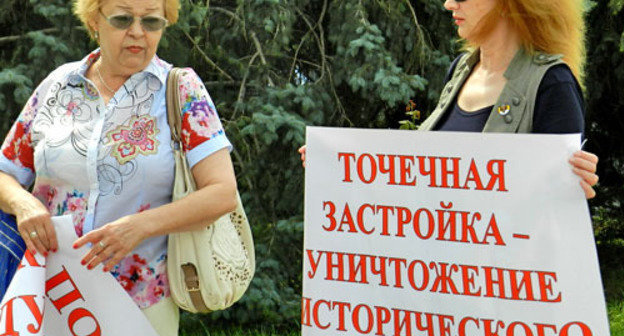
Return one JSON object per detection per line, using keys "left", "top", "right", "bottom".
{"left": 96, "top": 57, "right": 130, "bottom": 92}
{"left": 477, "top": 24, "right": 521, "bottom": 74}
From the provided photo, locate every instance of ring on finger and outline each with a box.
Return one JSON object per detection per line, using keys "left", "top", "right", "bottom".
{"left": 98, "top": 241, "right": 106, "bottom": 249}
{"left": 30, "top": 231, "right": 38, "bottom": 239}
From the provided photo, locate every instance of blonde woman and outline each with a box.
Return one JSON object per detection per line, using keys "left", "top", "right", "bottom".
{"left": 299, "top": 0, "right": 598, "bottom": 197}
{"left": 0, "top": 0, "right": 237, "bottom": 334}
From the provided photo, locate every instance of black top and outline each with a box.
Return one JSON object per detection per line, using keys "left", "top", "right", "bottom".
{"left": 434, "top": 55, "right": 585, "bottom": 135}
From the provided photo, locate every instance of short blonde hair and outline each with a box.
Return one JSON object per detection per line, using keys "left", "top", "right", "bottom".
{"left": 73, "top": 0, "right": 180, "bottom": 39}
{"left": 467, "top": 0, "right": 586, "bottom": 87}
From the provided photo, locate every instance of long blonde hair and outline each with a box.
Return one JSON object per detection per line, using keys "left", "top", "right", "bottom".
{"left": 73, "top": 0, "right": 180, "bottom": 39}
{"left": 468, "top": 0, "right": 586, "bottom": 86}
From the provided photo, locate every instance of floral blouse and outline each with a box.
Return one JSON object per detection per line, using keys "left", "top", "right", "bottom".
{"left": 0, "top": 50, "right": 231, "bottom": 308}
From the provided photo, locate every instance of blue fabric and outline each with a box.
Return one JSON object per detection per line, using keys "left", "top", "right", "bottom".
{"left": 0, "top": 210, "right": 25, "bottom": 300}
{"left": 435, "top": 104, "right": 492, "bottom": 132}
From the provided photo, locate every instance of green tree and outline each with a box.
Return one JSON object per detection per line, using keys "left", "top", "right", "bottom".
{"left": 162, "top": 0, "right": 453, "bottom": 327}
{"left": 585, "top": 0, "right": 624, "bottom": 245}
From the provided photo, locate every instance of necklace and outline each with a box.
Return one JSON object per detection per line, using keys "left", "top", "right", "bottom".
{"left": 96, "top": 64, "right": 116, "bottom": 94}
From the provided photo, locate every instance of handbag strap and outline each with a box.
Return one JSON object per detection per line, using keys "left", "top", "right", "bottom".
{"left": 166, "top": 67, "right": 184, "bottom": 146}
{"left": 165, "top": 67, "right": 210, "bottom": 313}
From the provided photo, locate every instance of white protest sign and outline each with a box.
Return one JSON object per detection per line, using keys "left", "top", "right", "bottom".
{"left": 0, "top": 215, "right": 159, "bottom": 336}
{"left": 302, "top": 127, "right": 609, "bottom": 336}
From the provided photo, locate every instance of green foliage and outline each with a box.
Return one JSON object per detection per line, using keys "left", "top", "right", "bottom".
{"left": 577, "top": 2, "right": 624, "bottom": 327}
{"left": 610, "top": 0, "right": 624, "bottom": 51}
{"left": 329, "top": 2, "right": 426, "bottom": 111}
{"left": 398, "top": 100, "right": 421, "bottom": 130}
{"left": 584, "top": 0, "right": 624, "bottom": 246}
{"left": 0, "top": 66, "right": 33, "bottom": 110}
{"left": 611, "top": 0, "right": 624, "bottom": 13}
{"left": 595, "top": 207, "right": 624, "bottom": 245}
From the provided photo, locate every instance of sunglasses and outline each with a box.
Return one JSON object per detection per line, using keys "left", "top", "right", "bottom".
{"left": 99, "top": 10, "right": 168, "bottom": 32}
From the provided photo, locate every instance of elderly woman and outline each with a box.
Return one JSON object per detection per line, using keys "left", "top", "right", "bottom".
{"left": 300, "top": 0, "right": 599, "bottom": 198}
{"left": 0, "top": 0, "right": 237, "bottom": 335}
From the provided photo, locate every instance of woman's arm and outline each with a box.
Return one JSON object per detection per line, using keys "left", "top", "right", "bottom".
{"left": 0, "top": 172, "right": 57, "bottom": 255}
{"left": 73, "top": 148, "right": 237, "bottom": 271}
{"left": 0, "top": 76, "right": 57, "bottom": 255}
{"left": 139, "top": 147, "right": 238, "bottom": 235}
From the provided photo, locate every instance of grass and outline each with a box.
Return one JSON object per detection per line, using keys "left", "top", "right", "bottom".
{"left": 609, "top": 301, "right": 624, "bottom": 336}
{"left": 600, "top": 239, "right": 624, "bottom": 336}
{"left": 180, "top": 327, "right": 298, "bottom": 336}
{"left": 179, "top": 313, "right": 298, "bottom": 336}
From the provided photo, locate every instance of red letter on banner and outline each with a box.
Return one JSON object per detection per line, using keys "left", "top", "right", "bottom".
{"left": 332, "top": 301, "right": 351, "bottom": 332}
{"left": 485, "top": 160, "right": 508, "bottom": 192}
{"left": 301, "top": 297, "right": 312, "bottom": 327}
{"left": 0, "top": 297, "right": 19, "bottom": 336}
{"left": 22, "top": 295, "right": 43, "bottom": 333}
{"left": 68, "top": 308, "right": 101, "bottom": 336}
{"left": 0, "top": 295, "right": 43, "bottom": 336}
{"left": 45, "top": 266, "right": 85, "bottom": 313}
{"left": 560, "top": 322, "right": 592, "bottom": 336}
{"left": 18, "top": 250, "right": 43, "bottom": 270}
{"left": 338, "top": 152, "right": 356, "bottom": 182}
{"left": 313, "top": 300, "right": 331, "bottom": 330}
{"left": 537, "top": 272, "right": 562, "bottom": 303}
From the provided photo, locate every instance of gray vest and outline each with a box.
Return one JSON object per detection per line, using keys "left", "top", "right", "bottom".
{"left": 418, "top": 49, "right": 564, "bottom": 133}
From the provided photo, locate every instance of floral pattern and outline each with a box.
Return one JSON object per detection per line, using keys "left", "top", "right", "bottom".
{"left": 82, "top": 82, "right": 99, "bottom": 101}
{"left": 1, "top": 92, "right": 39, "bottom": 171}
{"left": 33, "top": 184, "right": 57, "bottom": 209}
{"left": 0, "top": 50, "right": 231, "bottom": 309}
{"left": 178, "top": 70, "right": 226, "bottom": 152}
{"left": 106, "top": 115, "right": 160, "bottom": 165}
{"left": 111, "top": 253, "right": 169, "bottom": 308}
{"left": 32, "top": 185, "right": 87, "bottom": 237}
{"left": 2, "top": 121, "right": 34, "bottom": 170}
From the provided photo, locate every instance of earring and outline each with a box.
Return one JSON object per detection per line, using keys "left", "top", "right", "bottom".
{"left": 94, "top": 31, "right": 99, "bottom": 40}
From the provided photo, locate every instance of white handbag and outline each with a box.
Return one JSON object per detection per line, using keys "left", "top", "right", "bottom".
{"left": 165, "top": 68, "right": 255, "bottom": 313}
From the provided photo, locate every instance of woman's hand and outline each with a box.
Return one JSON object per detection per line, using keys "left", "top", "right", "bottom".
{"left": 15, "top": 197, "right": 56, "bottom": 256}
{"left": 298, "top": 145, "right": 307, "bottom": 168}
{"left": 72, "top": 148, "right": 238, "bottom": 272}
{"left": 73, "top": 215, "right": 148, "bottom": 272}
{"left": 569, "top": 150, "right": 599, "bottom": 199}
